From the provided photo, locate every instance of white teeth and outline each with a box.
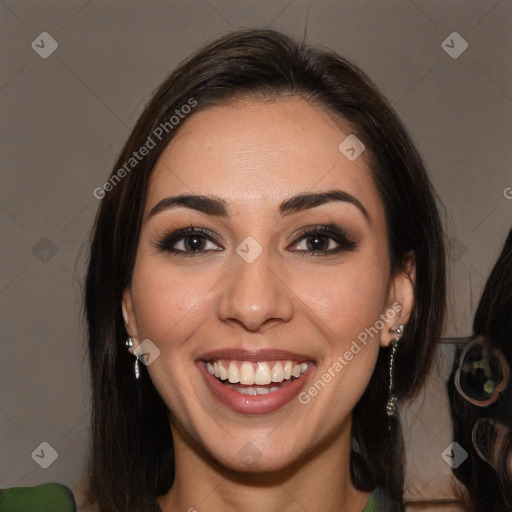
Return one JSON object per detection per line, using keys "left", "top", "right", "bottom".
{"left": 206, "top": 359, "right": 311, "bottom": 385}
{"left": 284, "top": 361, "right": 293, "bottom": 379}
{"left": 218, "top": 362, "right": 228, "bottom": 381}
{"left": 254, "top": 362, "right": 272, "bottom": 385}
{"left": 224, "top": 383, "right": 281, "bottom": 395}
{"left": 271, "top": 362, "right": 284, "bottom": 382}
{"left": 238, "top": 386, "right": 256, "bottom": 395}
{"left": 239, "top": 362, "right": 255, "bottom": 385}
{"left": 227, "top": 362, "right": 239, "bottom": 383}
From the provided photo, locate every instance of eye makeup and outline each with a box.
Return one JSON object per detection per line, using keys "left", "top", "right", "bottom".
{"left": 153, "top": 221, "right": 359, "bottom": 258}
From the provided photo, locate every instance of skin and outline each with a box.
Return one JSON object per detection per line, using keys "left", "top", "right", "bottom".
{"left": 122, "top": 97, "right": 415, "bottom": 512}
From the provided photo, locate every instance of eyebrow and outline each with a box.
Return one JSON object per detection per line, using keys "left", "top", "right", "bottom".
{"left": 147, "top": 189, "right": 370, "bottom": 223}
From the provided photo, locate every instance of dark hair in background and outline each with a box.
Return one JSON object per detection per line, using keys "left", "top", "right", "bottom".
{"left": 83, "top": 29, "right": 446, "bottom": 512}
{"left": 473, "top": 228, "right": 512, "bottom": 355}
{"left": 448, "top": 228, "right": 512, "bottom": 512}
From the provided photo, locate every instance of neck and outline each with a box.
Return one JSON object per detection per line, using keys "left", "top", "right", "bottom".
{"left": 157, "top": 414, "right": 372, "bottom": 512}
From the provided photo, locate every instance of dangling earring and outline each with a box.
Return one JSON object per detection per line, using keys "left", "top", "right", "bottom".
{"left": 386, "top": 324, "right": 404, "bottom": 419}
{"left": 125, "top": 336, "right": 141, "bottom": 380}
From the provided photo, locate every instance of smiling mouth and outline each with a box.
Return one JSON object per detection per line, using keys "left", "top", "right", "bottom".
{"left": 205, "top": 359, "right": 311, "bottom": 395}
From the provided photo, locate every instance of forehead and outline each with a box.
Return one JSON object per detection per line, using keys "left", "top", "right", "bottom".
{"left": 147, "top": 98, "right": 384, "bottom": 220}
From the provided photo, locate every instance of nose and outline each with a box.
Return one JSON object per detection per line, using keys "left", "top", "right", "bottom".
{"left": 216, "top": 248, "right": 294, "bottom": 332}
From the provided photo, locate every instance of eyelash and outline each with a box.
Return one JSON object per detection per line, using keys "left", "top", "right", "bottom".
{"left": 154, "top": 223, "right": 358, "bottom": 257}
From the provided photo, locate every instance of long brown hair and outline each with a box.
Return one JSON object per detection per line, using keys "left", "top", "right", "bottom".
{"left": 83, "top": 28, "right": 446, "bottom": 511}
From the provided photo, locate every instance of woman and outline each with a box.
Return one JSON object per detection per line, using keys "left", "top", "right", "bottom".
{"left": 0, "top": 27, "right": 448, "bottom": 512}
{"left": 449, "top": 228, "right": 512, "bottom": 511}
{"left": 80, "top": 28, "right": 446, "bottom": 512}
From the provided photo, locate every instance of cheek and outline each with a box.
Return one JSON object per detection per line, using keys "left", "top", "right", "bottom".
{"left": 296, "top": 257, "right": 389, "bottom": 346}
{"left": 132, "top": 249, "right": 389, "bottom": 349}
{"left": 130, "top": 259, "right": 216, "bottom": 346}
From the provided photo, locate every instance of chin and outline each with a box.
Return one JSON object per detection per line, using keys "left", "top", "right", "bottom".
{"left": 205, "top": 437, "right": 307, "bottom": 475}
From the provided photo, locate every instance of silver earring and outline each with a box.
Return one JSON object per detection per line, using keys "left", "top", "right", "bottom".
{"left": 125, "top": 336, "right": 140, "bottom": 380}
{"left": 386, "top": 324, "right": 404, "bottom": 419}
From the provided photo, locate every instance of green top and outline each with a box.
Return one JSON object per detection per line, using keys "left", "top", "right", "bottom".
{"left": 362, "top": 487, "right": 383, "bottom": 512}
{"left": 0, "top": 483, "right": 384, "bottom": 511}
{"left": 0, "top": 483, "right": 76, "bottom": 511}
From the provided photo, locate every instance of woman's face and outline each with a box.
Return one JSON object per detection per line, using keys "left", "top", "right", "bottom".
{"left": 123, "top": 97, "right": 414, "bottom": 472}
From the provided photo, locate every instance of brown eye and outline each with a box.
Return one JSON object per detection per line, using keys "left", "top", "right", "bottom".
{"left": 156, "top": 227, "right": 222, "bottom": 255}
{"left": 289, "top": 224, "right": 358, "bottom": 256}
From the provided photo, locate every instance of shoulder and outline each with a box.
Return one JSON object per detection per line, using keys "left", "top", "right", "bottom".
{"left": 0, "top": 482, "right": 76, "bottom": 512}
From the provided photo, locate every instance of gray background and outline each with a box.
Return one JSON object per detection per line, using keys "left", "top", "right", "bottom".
{"left": 1, "top": 0, "right": 511, "bottom": 509}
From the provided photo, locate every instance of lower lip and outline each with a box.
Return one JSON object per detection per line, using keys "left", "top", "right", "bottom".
{"left": 196, "top": 361, "right": 314, "bottom": 415}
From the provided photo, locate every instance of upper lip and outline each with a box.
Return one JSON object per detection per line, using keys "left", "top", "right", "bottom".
{"left": 197, "top": 348, "right": 315, "bottom": 363}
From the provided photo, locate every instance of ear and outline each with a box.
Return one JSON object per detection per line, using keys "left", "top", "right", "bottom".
{"left": 380, "top": 250, "right": 415, "bottom": 347}
{"left": 122, "top": 287, "right": 140, "bottom": 354}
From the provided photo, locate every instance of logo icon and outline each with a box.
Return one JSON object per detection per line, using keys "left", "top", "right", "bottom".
{"left": 441, "top": 442, "right": 468, "bottom": 468}
{"left": 31, "top": 441, "right": 58, "bottom": 469}
{"left": 237, "top": 442, "right": 263, "bottom": 466}
{"left": 338, "top": 134, "right": 365, "bottom": 161}
{"left": 134, "top": 339, "right": 161, "bottom": 366}
{"left": 32, "top": 237, "right": 58, "bottom": 262}
{"left": 31, "top": 32, "right": 59, "bottom": 59}
{"left": 442, "top": 32, "right": 468, "bottom": 59}
{"left": 236, "top": 236, "right": 263, "bottom": 264}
